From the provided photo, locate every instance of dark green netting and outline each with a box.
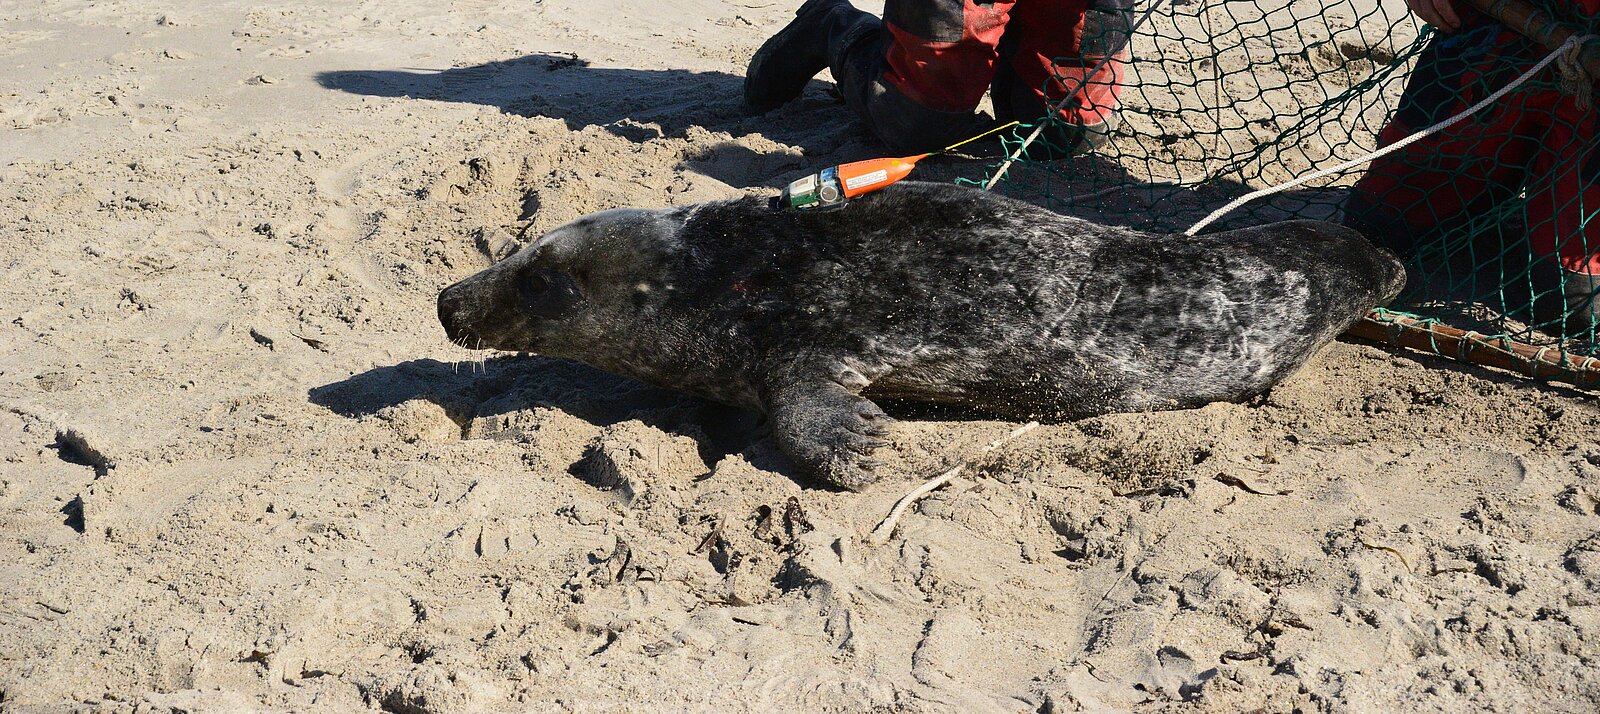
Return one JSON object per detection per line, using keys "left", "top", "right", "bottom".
{"left": 960, "top": 0, "right": 1600, "bottom": 361}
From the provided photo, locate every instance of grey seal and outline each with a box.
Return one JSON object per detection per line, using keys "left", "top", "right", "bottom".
{"left": 437, "top": 181, "right": 1405, "bottom": 490}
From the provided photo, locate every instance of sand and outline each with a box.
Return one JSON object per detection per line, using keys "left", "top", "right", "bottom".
{"left": 2, "top": 0, "right": 1599, "bottom": 711}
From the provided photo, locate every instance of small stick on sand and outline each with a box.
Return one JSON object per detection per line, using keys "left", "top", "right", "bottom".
{"left": 866, "top": 421, "right": 1040, "bottom": 546}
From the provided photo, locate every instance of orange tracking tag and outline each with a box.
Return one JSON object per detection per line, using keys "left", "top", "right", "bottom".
{"left": 770, "top": 120, "right": 1019, "bottom": 210}
{"left": 837, "top": 155, "right": 926, "bottom": 198}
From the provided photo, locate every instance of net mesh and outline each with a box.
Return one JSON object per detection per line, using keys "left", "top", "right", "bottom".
{"left": 960, "top": 0, "right": 1600, "bottom": 361}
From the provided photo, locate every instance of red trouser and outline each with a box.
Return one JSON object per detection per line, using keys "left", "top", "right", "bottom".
{"left": 879, "top": 0, "right": 1127, "bottom": 123}
{"left": 1347, "top": 17, "right": 1600, "bottom": 274}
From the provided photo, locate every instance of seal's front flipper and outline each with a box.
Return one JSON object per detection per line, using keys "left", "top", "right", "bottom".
{"left": 766, "top": 379, "right": 893, "bottom": 491}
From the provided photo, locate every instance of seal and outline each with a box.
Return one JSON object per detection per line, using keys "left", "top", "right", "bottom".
{"left": 438, "top": 181, "right": 1405, "bottom": 490}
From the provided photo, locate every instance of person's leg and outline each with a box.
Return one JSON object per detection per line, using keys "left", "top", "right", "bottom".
{"left": 990, "top": 0, "right": 1129, "bottom": 154}
{"left": 1343, "top": 24, "right": 1536, "bottom": 259}
{"left": 1525, "top": 96, "right": 1600, "bottom": 337}
{"left": 744, "top": 0, "right": 1013, "bottom": 153}
{"left": 743, "top": 0, "right": 880, "bottom": 115}
{"left": 837, "top": 0, "right": 1016, "bottom": 152}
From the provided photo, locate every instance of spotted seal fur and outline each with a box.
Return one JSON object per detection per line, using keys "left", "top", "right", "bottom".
{"left": 438, "top": 181, "right": 1405, "bottom": 490}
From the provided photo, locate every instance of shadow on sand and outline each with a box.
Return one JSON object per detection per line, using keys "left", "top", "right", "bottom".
{"left": 317, "top": 54, "right": 751, "bottom": 135}
{"left": 314, "top": 53, "right": 896, "bottom": 189}
{"left": 308, "top": 355, "right": 767, "bottom": 472}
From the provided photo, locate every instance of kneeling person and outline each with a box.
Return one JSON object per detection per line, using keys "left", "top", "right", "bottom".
{"left": 744, "top": 0, "right": 1131, "bottom": 154}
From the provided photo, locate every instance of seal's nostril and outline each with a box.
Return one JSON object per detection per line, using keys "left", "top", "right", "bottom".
{"left": 437, "top": 288, "right": 467, "bottom": 343}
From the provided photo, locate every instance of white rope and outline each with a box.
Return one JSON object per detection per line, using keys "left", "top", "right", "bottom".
{"left": 866, "top": 421, "right": 1039, "bottom": 546}
{"left": 1182, "top": 33, "right": 1596, "bottom": 236}
{"left": 982, "top": 0, "right": 1172, "bottom": 191}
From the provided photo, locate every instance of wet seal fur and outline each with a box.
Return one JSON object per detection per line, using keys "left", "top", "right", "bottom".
{"left": 438, "top": 181, "right": 1405, "bottom": 490}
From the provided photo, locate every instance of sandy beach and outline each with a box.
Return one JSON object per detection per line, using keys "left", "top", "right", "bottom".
{"left": 3, "top": 0, "right": 1599, "bottom": 711}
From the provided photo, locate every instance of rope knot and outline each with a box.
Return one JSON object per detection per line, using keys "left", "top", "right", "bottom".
{"left": 1557, "top": 34, "right": 1598, "bottom": 107}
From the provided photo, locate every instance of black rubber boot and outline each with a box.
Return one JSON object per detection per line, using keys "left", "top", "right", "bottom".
{"left": 1562, "top": 268, "right": 1600, "bottom": 340}
{"left": 743, "top": 0, "right": 878, "bottom": 114}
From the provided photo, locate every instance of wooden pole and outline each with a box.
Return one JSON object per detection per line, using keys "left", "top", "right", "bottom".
{"left": 1342, "top": 311, "right": 1600, "bottom": 390}
{"left": 1458, "top": 0, "right": 1600, "bottom": 80}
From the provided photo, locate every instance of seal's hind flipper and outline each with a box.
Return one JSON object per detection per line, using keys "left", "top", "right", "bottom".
{"left": 765, "top": 377, "right": 893, "bottom": 491}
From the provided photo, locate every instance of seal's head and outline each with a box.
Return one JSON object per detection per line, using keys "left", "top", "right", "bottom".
{"left": 437, "top": 208, "right": 683, "bottom": 357}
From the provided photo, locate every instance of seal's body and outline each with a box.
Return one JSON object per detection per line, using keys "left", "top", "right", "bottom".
{"left": 439, "top": 182, "right": 1404, "bottom": 490}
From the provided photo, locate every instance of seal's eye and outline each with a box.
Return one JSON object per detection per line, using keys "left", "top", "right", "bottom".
{"left": 518, "top": 269, "right": 580, "bottom": 319}
{"left": 525, "top": 273, "right": 548, "bottom": 294}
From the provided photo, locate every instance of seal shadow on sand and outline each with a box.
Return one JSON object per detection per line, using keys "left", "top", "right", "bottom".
{"left": 308, "top": 356, "right": 775, "bottom": 474}
{"left": 306, "top": 355, "right": 1048, "bottom": 487}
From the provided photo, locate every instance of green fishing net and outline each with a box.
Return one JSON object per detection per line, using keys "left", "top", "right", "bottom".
{"left": 963, "top": 0, "right": 1600, "bottom": 360}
